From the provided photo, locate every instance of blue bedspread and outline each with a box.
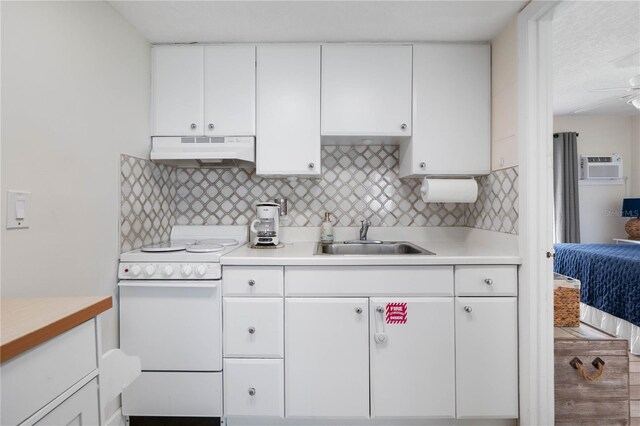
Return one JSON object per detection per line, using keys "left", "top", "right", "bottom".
{"left": 554, "top": 243, "right": 640, "bottom": 327}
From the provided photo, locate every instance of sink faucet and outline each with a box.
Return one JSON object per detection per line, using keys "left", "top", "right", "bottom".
{"left": 359, "top": 219, "right": 371, "bottom": 240}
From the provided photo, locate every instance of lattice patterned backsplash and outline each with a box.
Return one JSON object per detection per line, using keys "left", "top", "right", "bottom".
{"left": 120, "top": 155, "right": 176, "bottom": 252}
{"left": 174, "top": 146, "right": 466, "bottom": 227}
{"left": 120, "top": 149, "right": 518, "bottom": 252}
{"left": 466, "top": 167, "right": 519, "bottom": 234}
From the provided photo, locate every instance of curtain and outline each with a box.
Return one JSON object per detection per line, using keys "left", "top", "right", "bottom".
{"left": 553, "top": 132, "right": 581, "bottom": 243}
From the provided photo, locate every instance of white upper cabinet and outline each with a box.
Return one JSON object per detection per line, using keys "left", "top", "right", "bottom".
{"left": 321, "top": 45, "right": 413, "bottom": 137}
{"left": 399, "top": 44, "right": 490, "bottom": 177}
{"left": 152, "top": 45, "right": 256, "bottom": 137}
{"left": 256, "top": 45, "right": 321, "bottom": 177}
{"left": 204, "top": 45, "right": 256, "bottom": 136}
{"left": 153, "top": 45, "right": 204, "bottom": 136}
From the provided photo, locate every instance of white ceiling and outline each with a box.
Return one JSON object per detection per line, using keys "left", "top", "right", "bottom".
{"left": 553, "top": 1, "right": 640, "bottom": 116}
{"left": 108, "top": 1, "right": 528, "bottom": 44}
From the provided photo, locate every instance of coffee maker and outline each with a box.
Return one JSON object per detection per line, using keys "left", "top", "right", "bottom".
{"left": 251, "top": 202, "right": 280, "bottom": 246}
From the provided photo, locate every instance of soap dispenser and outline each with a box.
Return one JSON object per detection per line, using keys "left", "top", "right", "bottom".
{"left": 320, "top": 212, "right": 334, "bottom": 243}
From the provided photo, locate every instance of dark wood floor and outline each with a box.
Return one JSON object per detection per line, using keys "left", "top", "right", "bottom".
{"left": 129, "top": 417, "right": 220, "bottom": 426}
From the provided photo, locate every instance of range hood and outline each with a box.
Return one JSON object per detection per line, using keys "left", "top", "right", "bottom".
{"left": 150, "top": 136, "right": 255, "bottom": 168}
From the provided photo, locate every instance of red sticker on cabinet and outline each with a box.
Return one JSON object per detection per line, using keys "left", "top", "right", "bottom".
{"left": 386, "top": 303, "right": 407, "bottom": 324}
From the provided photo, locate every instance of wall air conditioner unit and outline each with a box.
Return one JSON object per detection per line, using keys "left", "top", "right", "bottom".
{"left": 580, "top": 155, "right": 623, "bottom": 180}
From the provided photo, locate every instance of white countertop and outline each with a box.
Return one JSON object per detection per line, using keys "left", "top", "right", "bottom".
{"left": 221, "top": 226, "right": 521, "bottom": 266}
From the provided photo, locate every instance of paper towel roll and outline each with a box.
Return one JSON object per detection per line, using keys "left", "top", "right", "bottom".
{"left": 420, "top": 178, "right": 478, "bottom": 203}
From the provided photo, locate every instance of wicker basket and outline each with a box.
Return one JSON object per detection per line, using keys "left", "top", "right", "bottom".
{"left": 554, "top": 277, "right": 581, "bottom": 327}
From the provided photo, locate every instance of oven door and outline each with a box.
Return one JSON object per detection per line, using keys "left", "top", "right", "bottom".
{"left": 119, "top": 280, "right": 221, "bottom": 371}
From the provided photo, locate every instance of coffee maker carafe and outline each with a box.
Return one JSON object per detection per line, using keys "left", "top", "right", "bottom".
{"left": 251, "top": 202, "right": 280, "bottom": 246}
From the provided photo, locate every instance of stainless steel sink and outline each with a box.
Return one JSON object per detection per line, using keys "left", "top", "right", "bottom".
{"left": 315, "top": 241, "right": 435, "bottom": 256}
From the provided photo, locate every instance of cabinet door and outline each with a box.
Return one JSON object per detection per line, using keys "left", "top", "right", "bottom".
{"left": 204, "top": 45, "right": 255, "bottom": 136}
{"left": 256, "top": 45, "right": 321, "bottom": 176}
{"left": 455, "top": 297, "right": 518, "bottom": 418}
{"left": 321, "top": 45, "right": 412, "bottom": 136}
{"left": 285, "top": 298, "right": 369, "bottom": 418}
{"left": 370, "top": 298, "right": 455, "bottom": 418}
{"left": 152, "top": 45, "right": 204, "bottom": 136}
{"left": 400, "top": 44, "right": 490, "bottom": 177}
{"left": 34, "top": 378, "right": 99, "bottom": 426}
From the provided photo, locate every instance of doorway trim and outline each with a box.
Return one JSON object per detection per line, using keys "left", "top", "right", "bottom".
{"left": 517, "top": 1, "right": 561, "bottom": 424}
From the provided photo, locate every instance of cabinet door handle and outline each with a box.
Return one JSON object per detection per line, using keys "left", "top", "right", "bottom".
{"left": 355, "top": 307, "right": 363, "bottom": 314}
{"left": 484, "top": 278, "right": 494, "bottom": 285}
{"left": 374, "top": 305, "right": 387, "bottom": 343}
{"left": 400, "top": 123, "right": 407, "bottom": 131}
{"left": 248, "top": 387, "right": 256, "bottom": 396}
{"left": 463, "top": 306, "right": 473, "bottom": 313}
{"left": 248, "top": 279, "right": 255, "bottom": 286}
{"left": 208, "top": 123, "right": 214, "bottom": 130}
{"left": 419, "top": 162, "right": 426, "bottom": 169}
{"left": 248, "top": 326, "right": 256, "bottom": 334}
{"left": 308, "top": 162, "right": 315, "bottom": 169}
{"left": 190, "top": 123, "right": 197, "bottom": 130}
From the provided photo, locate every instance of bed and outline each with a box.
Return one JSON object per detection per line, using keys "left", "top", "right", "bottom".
{"left": 554, "top": 243, "right": 640, "bottom": 354}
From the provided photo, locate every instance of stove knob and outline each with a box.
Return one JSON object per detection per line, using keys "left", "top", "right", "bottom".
{"left": 163, "top": 265, "right": 175, "bottom": 277}
{"left": 195, "top": 264, "right": 207, "bottom": 278}
{"left": 130, "top": 265, "right": 141, "bottom": 277}
{"left": 181, "top": 265, "right": 193, "bottom": 277}
{"left": 144, "top": 265, "right": 156, "bottom": 277}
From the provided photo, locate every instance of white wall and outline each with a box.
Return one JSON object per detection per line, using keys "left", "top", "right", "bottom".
{"left": 1, "top": 1, "right": 151, "bottom": 352}
{"left": 554, "top": 115, "right": 639, "bottom": 243}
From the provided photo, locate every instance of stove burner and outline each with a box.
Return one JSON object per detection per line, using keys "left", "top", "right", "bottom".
{"left": 141, "top": 242, "right": 187, "bottom": 252}
{"left": 186, "top": 243, "right": 225, "bottom": 253}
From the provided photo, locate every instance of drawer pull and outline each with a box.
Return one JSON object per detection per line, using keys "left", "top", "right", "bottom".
{"left": 484, "top": 278, "right": 494, "bottom": 285}
{"left": 569, "top": 357, "right": 605, "bottom": 382}
{"left": 248, "top": 326, "right": 256, "bottom": 334}
{"left": 355, "top": 307, "right": 363, "bottom": 314}
{"left": 248, "top": 387, "right": 256, "bottom": 396}
{"left": 463, "top": 306, "right": 472, "bottom": 313}
{"left": 248, "top": 279, "right": 256, "bottom": 286}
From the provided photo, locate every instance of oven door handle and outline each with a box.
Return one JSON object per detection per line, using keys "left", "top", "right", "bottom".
{"left": 118, "top": 281, "right": 219, "bottom": 289}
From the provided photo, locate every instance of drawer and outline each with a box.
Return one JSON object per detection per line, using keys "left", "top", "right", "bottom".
{"left": 224, "top": 298, "right": 284, "bottom": 357}
{"left": 1, "top": 320, "right": 97, "bottom": 426}
{"left": 122, "top": 371, "right": 222, "bottom": 417}
{"left": 286, "top": 266, "right": 453, "bottom": 296}
{"left": 455, "top": 265, "right": 517, "bottom": 296}
{"left": 34, "top": 378, "right": 100, "bottom": 426}
{"left": 224, "top": 266, "right": 284, "bottom": 296}
{"left": 224, "top": 358, "right": 284, "bottom": 418}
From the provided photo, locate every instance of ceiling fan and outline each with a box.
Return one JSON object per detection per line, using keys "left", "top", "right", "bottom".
{"left": 574, "top": 74, "right": 640, "bottom": 113}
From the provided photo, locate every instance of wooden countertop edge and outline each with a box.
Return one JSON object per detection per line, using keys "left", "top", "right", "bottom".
{"left": 1, "top": 296, "right": 112, "bottom": 363}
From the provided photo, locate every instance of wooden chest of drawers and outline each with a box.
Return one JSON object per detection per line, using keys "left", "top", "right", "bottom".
{"left": 555, "top": 324, "right": 630, "bottom": 425}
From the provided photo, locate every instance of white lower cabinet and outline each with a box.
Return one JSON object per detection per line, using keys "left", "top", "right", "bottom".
{"left": 370, "top": 298, "right": 455, "bottom": 418}
{"left": 222, "top": 265, "right": 519, "bottom": 422}
{"left": 224, "top": 359, "right": 284, "bottom": 418}
{"left": 285, "top": 298, "right": 370, "bottom": 418}
{"left": 223, "top": 298, "right": 283, "bottom": 358}
{"left": 455, "top": 297, "right": 518, "bottom": 418}
{"left": 34, "top": 378, "right": 99, "bottom": 426}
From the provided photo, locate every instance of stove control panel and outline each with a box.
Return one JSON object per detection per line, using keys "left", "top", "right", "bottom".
{"left": 118, "top": 263, "right": 221, "bottom": 280}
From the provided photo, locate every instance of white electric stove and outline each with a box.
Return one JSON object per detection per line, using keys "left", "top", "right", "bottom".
{"left": 119, "top": 225, "right": 248, "bottom": 280}
{"left": 118, "top": 225, "right": 247, "bottom": 418}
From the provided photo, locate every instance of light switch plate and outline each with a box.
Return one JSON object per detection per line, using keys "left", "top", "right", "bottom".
{"left": 6, "top": 191, "right": 31, "bottom": 229}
